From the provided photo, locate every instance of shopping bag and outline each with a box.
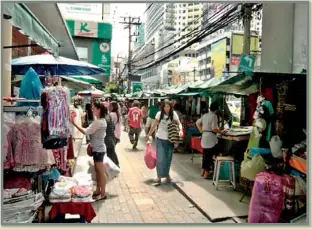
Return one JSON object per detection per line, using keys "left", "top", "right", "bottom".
{"left": 240, "top": 153, "right": 266, "bottom": 181}
{"left": 144, "top": 143, "right": 157, "bottom": 169}
{"left": 103, "top": 155, "right": 120, "bottom": 181}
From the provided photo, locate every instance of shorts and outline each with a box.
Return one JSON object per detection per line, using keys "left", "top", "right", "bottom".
{"left": 146, "top": 117, "right": 155, "bottom": 128}
{"left": 93, "top": 151, "right": 105, "bottom": 163}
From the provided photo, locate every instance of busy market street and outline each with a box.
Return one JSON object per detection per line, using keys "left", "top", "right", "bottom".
{"left": 2, "top": 1, "right": 308, "bottom": 225}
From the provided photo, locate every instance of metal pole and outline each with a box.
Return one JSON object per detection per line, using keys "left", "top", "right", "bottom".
{"left": 193, "top": 67, "right": 196, "bottom": 82}
{"left": 241, "top": 4, "right": 253, "bottom": 125}
{"left": 128, "top": 16, "right": 132, "bottom": 94}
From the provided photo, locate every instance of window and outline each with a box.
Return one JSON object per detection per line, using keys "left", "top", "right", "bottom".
{"left": 192, "top": 53, "right": 195, "bottom": 57}
{"left": 183, "top": 4, "right": 186, "bottom": 7}
{"left": 183, "top": 10, "right": 186, "bottom": 13}
{"left": 189, "top": 9, "right": 193, "bottom": 12}
{"left": 194, "top": 8, "right": 199, "bottom": 11}
{"left": 183, "top": 16, "right": 186, "bottom": 19}
{"left": 194, "top": 15, "right": 199, "bottom": 18}
{"left": 76, "top": 47, "right": 88, "bottom": 62}
{"left": 188, "top": 22, "right": 192, "bottom": 25}
{"left": 188, "top": 3, "right": 193, "bottom": 6}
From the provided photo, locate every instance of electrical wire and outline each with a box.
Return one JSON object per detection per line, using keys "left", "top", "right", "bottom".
{"left": 132, "top": 3, "right": 235, "bottom": 64}
{"left": 134, "top": 4, "right": 241, "bottom": 70}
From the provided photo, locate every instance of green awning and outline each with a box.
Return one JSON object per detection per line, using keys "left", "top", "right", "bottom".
{"left": 70, "top": 76, "right": 102, "bottom": 84}
{"left": 3, "top": 3, "right": 59, "bottom": 55}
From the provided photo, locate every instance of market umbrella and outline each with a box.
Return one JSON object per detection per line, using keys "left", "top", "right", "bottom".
{"left": 78, "top": 87, "right": 104, "bottom": 97}
{"left": 11, "top": 54, "right": 105, "bottom": 76}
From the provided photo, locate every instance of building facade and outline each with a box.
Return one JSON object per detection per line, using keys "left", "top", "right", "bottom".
{"left": 66, "top": 20, "right": 113, "bottom": 85}
{"left": 197, "top": 31, "right": 261, "bottom": 80}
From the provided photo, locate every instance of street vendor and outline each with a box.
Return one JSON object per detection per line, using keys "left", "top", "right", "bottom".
{"left": 196, "top": 102, "right": 227, "bottom": 179}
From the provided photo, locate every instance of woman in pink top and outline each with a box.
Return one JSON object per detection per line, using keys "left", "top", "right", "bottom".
{"left": 110, "top": 101, "right": 121, "bottom": 143}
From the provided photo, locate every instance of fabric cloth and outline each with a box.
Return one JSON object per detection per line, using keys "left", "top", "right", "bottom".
{"left": 156, "top": 138, "right": 174, "bottom": 178}
{"left": 72, "top": 108, "right": 84, "bottom": 139}
{"left": 104, "top": 114, "right": 116, "bottom": 149}
{"left": 49, "top": 202, "right": 96, "bottom": 223}
{"left": 155, "top": 111, "right": 179, "bottom": 140}
{"left": 148, "top": 105, "right": 160, "bottom": 119}
{"left": 128, "top": 107, "right": 143, "bottom": 128}
{"left": 263, "top": 100, "right": 275, "bottom": 142}
{"left": 110, "top": 112, "right": 121, "bottom": 140}
{"left": 196, "top": 111, "right": 219, "bottom": 149}
{"left": 93, "top": 151, "right": 105, "bottom": 163}
{"left": 67, "top": 136, "right": 74, "bottom": 160}
{"left": 202, "top": 145, "right": 218, "bottom": 171}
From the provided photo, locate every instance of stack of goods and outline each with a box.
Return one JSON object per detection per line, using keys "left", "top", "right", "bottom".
{"left": 49, "top": 174, "right": 94, "bottom": 203}
{"left": 3, "top": 189, "right": 44, "bottom": 223}
{"left": 49, "top": 176, "right": 76, "bottom": 203}
{"left": 71, "top": 186, "right": 93, "bottom": 202}
{"left": 4, "top": 115, "right": 55, "bottom": 172}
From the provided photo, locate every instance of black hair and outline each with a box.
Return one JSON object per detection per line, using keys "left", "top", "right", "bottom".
{"left": 85, "top": 103, "right": 94, "bottom": 121}
{"left": 160, "top": 100, "right": 174, "bottom": 121}
{"left": 210, "top": 102, "right": 219, "bottom": 112}
{"left": 111, "top": 101, "right": 120, "bottom": 123}
{"left": 93, "top": 101, "right": 105, "bottom": 119}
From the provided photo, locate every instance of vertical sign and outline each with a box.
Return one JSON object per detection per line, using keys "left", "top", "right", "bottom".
{"left": 211, "top": 39, "right": 227, "bottom": 78}
{"left": 238, "top": 54, "right": 256, "bottom": 73}
{"left": 92, "top": 40, "right": 111, "bottom": 77}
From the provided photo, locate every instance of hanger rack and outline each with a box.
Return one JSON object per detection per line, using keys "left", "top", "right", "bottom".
{"left": 3, "top": 105, "right": 42, "bottom": 114}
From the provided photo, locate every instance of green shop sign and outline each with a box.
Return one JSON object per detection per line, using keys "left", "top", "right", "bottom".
{"left": 132, "top": 82, "right": 143, "bottom": 93}
{"left": 92, "top": 39, "right": 111, "bottom": 77}
{"left": 66, "top": 20, "right": 112, "bottom": 39}
{"left": 238, "top": 54, "right": 256, "bottom": 73}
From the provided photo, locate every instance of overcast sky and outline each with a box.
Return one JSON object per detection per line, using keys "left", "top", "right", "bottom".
{"left": 111, "top": 3, "right": 146, "bottom": 58}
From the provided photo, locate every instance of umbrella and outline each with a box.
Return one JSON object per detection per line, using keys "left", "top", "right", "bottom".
{"left": 78, "top": 87, "right": 104, "bottom": 97}
{"left": 11, "top": 54, "right": 105, "bottom": 76}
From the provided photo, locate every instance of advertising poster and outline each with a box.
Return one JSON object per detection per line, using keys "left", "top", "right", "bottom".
{"left": 92, "top": 40, "right": 111, "bottom": 77}
{"left": 231, "top": 34, "right": 260, "bottom": 55}
{"left": 211, "top": 38, "right": 227, "bottom": 78}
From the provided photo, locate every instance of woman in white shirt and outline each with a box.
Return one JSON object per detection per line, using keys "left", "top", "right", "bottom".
{"left": 71, "top": 101, "right": 108, "bottom": 200}
{"left": 147, "top": 100, "right": 183, "bottom": 185}
{"left": 196, "top": 102, "right": 227, "bottom": 179}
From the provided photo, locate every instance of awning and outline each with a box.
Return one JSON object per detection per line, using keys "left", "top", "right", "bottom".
{"left": 205, "top": 72, "right": 306, "bottom": 96}
{"left": 69, "top": 76, "right": 102, "bottom": 85}
{"left": 25, "top": 3, "right": 79, "bottom": 60}
{"left": 178, "top": 92, "right": 205, "bottom": 96}
{"left": 3, "top": 3, "right": 60, "bottom": 55}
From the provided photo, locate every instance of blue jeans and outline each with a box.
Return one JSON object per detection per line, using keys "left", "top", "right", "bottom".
{"left": 156, "top": 138, "right": 174, "bottom": 178}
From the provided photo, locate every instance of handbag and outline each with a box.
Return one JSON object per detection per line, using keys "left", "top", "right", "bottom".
{"left": 87, "top": 144, "right": 93, "bottom": 157}
{"left": 168, "top": 121, "right": 182, "bottom": 144}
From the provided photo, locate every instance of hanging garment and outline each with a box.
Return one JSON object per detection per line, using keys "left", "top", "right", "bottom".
{"left": 17, "top": 67, "right": 43, "bottom": 107}
{"left": 53, "top": 149, "right": 67, "bottom": 172}
{"left": 3, "top": 113, "right": 16, "bottom": 163}
{"left": 5, "top": 116, "right": 55, "bottom": 172}
{"left": 67, "top": 136, "right": 75, "bottom": 160}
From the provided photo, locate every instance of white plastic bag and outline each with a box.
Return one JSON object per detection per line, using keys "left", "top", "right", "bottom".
{"left": 270, "top": 135, "right": 283, "bottom": 158}
{"left": 240, "top": 154, "right": 266, "bottom": 181}
{"left": 103, "top": 155, "right": 120, "bottom": 181}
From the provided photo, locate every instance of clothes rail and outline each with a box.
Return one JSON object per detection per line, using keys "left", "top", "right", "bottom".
{"left": 3, "top": 105, "right": 42, "bottom": 113}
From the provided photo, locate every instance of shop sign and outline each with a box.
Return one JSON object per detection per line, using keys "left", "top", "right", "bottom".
{"left": 75, "top": 21, "right": 97, "bottom": 38}
{"left": 231, "top": 57, "right": 240, "bottom": 66}
{"left": 132, "top": 82, "right": 143, "bottom": 93}
{"left": 92, "top": 40, "right": 111, "bottom": 77}
{"left": 238, "top": 54, "right": 256, "bottom": 73}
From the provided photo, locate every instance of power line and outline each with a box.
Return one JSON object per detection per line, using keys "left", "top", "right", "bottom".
{"left": 134, "top": 4, "right": 242, "bottom": 70}
{"left": 132, "top": 3, "right": 233, "bottom": 64}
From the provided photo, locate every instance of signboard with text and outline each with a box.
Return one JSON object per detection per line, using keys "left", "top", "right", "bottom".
{"left": 92, "top": 40, "right": 111, "bottom": 77}
{"left": 238, "top": 54, "right": 256, "bottom": 73}
{"left": 66, "top": 20, "right": 112, "bottom": 39}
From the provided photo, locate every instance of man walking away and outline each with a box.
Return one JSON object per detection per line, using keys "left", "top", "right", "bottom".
{"left": 128, "top": 100, "right": 143, "bottom": 150}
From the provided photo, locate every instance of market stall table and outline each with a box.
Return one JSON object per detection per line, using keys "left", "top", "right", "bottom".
{"left": 49, "top": 202, "right": 96, "bottom": 223}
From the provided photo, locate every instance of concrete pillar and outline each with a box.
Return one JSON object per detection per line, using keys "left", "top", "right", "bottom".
{"left": 260, "top": 3, "right": 294, "bottom": 73}
{"left": 3, "top": 19, "right": 12, "bottom": 98}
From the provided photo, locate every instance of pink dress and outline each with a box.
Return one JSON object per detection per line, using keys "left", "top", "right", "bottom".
{"left": 110, "top": 112, "right": 121, "bottom": 140}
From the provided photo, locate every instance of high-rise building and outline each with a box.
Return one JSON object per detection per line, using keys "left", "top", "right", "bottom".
{"left": 134, "top": 24, "right": 145, "bottom": 50}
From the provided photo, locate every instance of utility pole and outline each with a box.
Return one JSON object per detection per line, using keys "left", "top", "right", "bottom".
{"left": 193, "top": 67, "right": 196, "bottom": 82}
{"left": 241, "top": 3, "right": 253, "bottom": 125}
{"left": 119, "top": 16, "right": 141, "bottom": 93}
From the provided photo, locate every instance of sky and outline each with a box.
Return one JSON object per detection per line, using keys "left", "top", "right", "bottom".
{"left": 111, "top": 3, "right": 146, "bottom": 58}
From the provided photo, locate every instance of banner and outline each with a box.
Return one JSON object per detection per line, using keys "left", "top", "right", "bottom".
{"left": 231, "top": 34, "right": 260, "bottom": 55}
{"left": 92, "top": 40, "right": 111, "bottom": 77}
{"left": 132, "top": 82, "right": 143, "bottom": 93}
{"left": 211, "top": 38, "right": 227, "bottom": 78}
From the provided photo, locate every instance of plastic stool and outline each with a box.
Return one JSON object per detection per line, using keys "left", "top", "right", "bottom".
{"left": 213, "top": 156, "right": 236, "bottom": 190}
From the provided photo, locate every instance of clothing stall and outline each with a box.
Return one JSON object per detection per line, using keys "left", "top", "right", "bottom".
{"left": 3, "top": 67, "right": 96, "bottom": 223}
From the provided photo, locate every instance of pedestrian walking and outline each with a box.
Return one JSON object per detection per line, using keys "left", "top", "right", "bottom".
{"left": 145, "top": 102, "right": 161, "bottom": 138}
{"left": 196, "top": 102, "right": 227, "bottom": 179}
{"left": 110, "top": 101, "right": 121, "bottom": 144}
{"left": 71, "top": 101, "right": 107, "bottom": 200}
{"left": 147, "top": 100, "right": 183, "bottom": 185}
{"left": 128, "top": 100, "right": 143, "bottom": 150}
{"left": 104, "top": 106, "right": 120, "bottom": 167}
